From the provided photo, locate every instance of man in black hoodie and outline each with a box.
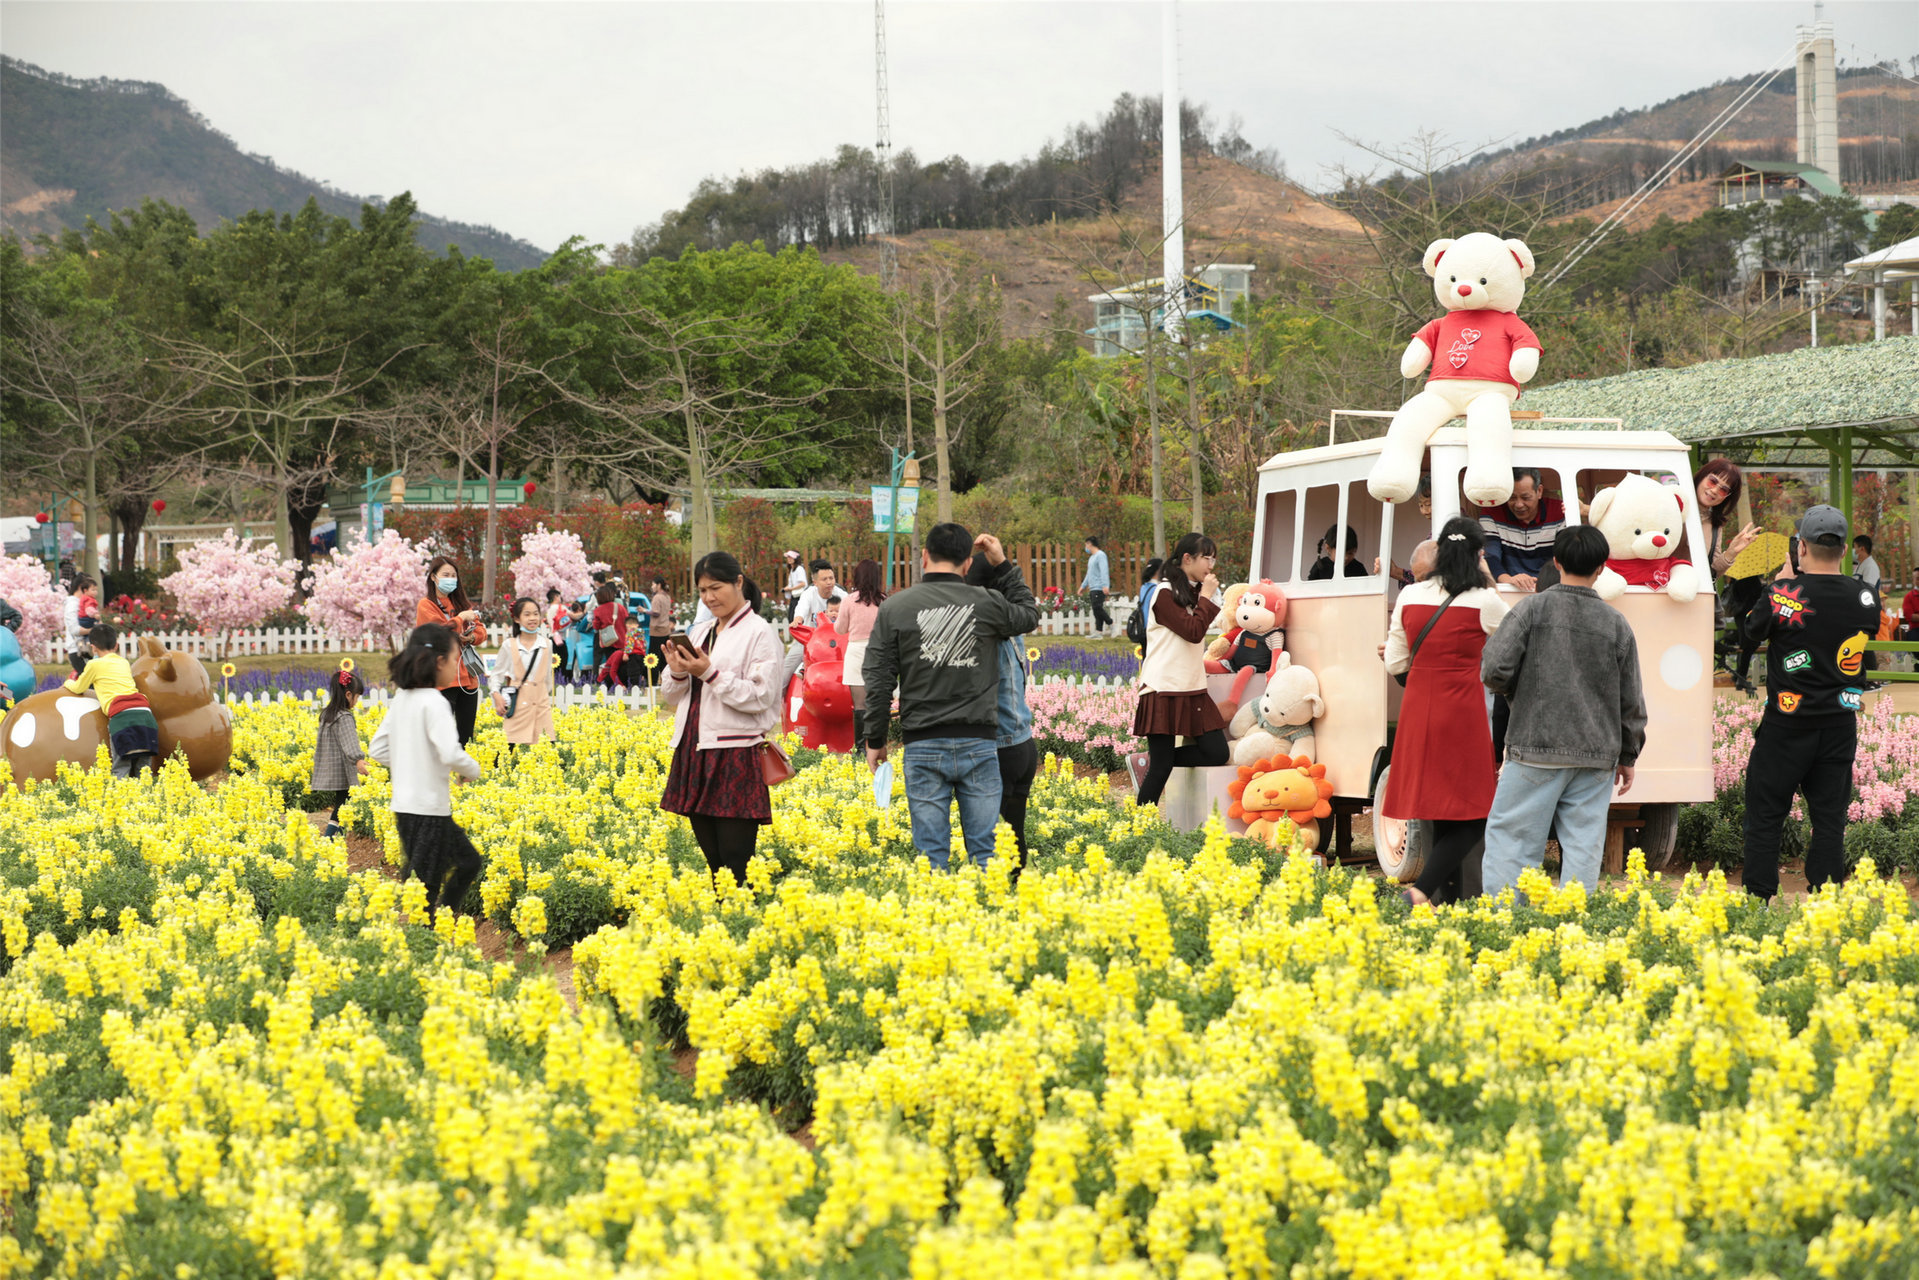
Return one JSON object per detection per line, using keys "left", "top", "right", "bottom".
{"left": 1739, "top": 504, "right": 1882, "bottom": 900}
{"left": 863, "top": 521, "right": 1039, "bottom": 870}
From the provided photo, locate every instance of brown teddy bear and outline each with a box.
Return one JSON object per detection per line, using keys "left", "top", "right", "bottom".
{"left": 1, "top": 638, "right": 233, "bottom": 784}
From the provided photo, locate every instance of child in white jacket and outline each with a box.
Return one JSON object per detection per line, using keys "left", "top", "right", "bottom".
{"left": 370, "top": 624, "right": 484, "bottom": 919}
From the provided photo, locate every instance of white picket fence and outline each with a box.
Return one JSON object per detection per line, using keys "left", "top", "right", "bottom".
{"left": 34, "top": 601, "right": 1151, "bottom": 666}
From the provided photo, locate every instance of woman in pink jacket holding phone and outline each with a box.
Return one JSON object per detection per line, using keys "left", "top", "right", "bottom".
{"left": 660, "top": 550, "right": 784, "bottom": 887}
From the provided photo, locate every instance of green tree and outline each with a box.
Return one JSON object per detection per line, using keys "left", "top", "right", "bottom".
{"left": 1870, "top": 203, "right": 1919, "bottom": 253}
{"left": 0, "top": 240, "right": 197, "bottom": 579}
{"left": 881, "top": 244, "right": 1003, "bottom": 522}
{"left": 548, "top": 243, "right": 884, "bottom": 565}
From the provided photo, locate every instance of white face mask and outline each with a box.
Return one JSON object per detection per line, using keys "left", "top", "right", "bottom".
{"left": 437, "top": 577, "right": 459, "bottom": 594}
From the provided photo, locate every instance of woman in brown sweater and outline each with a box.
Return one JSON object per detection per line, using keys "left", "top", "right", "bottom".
{"left": 416, "top": 556, "right": 489, "bottom": 746}
{"left": 1131, "top": 532, "right": 1227, "bottom": 806}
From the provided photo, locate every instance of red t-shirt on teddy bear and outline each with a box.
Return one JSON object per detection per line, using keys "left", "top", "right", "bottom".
{"left": 1606, "top": 557, "right": 1677, "bottom": 590}
{"left": 1413, "top": 311, "right": 1541, "bottom": 390}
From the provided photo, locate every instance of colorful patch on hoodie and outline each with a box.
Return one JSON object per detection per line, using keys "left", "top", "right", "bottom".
{"left": 1836, "top": 631, "right": 1869, "bottom": 677}
{"left": 1768, "top": 584, "right": 1813, "bottom": 628}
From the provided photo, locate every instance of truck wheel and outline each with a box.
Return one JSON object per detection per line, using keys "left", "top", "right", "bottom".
{"left": 1372, "top": 766, "right": 1430, "bottom": 884}
{"left": 1634, "top": 802, "right": 1680, "bottom": 872}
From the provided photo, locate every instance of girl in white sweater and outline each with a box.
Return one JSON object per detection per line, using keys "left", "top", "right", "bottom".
{"left": 370, "top": 624, "right": 484, "bottom": 919}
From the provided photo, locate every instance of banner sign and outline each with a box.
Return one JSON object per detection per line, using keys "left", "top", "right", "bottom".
{"left": 871, "top": 485, "right": 920, "bottom": 533}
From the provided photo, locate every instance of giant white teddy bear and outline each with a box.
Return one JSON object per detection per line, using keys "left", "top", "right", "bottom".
{"left": 1589, "top": 473, "right": 1700, "bottom": 603}
{"left": 1228, "top": 653, "right": 1324, "bottom": 766}
{"left": 1367, "top": 232, "right": 1543, "bottom": 509}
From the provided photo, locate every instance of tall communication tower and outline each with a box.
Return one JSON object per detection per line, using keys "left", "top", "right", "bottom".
{"left": 875, "top": 0, "right": 897, "bottom": 289}
{"left": 1161, "top": 0, "right": 1184, "bottom": 338}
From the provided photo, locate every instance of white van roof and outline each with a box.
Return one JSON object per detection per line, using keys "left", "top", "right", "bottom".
{"left": 1257, "top": 425, "right": 1690, "bottom": 475}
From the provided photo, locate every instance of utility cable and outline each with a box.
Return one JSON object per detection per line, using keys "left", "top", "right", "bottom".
{"left": 1544, "top": 45, "right": 1799, "bottom": 290}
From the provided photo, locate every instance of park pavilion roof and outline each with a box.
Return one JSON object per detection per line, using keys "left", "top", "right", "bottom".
{"left": 1518, "top": 336, "right": 1919, "bottom": 459}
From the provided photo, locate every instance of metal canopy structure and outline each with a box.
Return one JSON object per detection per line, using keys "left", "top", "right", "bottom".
{"left": 1843, "top": 235, "right": 1919, "bottom": 341}
{"left": 1519, "top": 336, "right": 1919, "bottom": 553}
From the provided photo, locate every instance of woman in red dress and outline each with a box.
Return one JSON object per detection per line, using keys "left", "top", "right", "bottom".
{"left": 1382, "top": 516, "right": 1509, "bottom": 904}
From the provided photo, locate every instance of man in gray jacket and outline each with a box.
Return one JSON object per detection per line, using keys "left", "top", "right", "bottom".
{"left": 1480, "top": 524, "right": 1647, "bottom": 896}
{"left": 863, "top": 521, "right": 1039, "bottom": 870}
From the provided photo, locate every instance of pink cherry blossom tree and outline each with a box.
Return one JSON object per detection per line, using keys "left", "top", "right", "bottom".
{"left": 159, "top": 530, "right": 298, "bottom": 654}
{"left": 302, "top": 529, "right": 432, "bottom": 649}
{"left": 509, "top": 525, "right": 608, "bottom": 606}
{"left": 0, "top": 555, "right": 67, "bottom": 662}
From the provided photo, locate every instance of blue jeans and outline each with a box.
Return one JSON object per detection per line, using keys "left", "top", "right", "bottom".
{"left": 902, "top": 737, "right": 1003, "bottom": 870}
{"left": 1482, "top": 762, "right": 1616, "bottom": 897}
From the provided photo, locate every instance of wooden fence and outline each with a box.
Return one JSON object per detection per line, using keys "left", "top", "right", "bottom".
{"left": 790, "top": 542, "right": 1158, "bottom": 601}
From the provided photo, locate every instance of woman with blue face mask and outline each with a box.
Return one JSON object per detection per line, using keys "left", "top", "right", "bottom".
{"left": 416, "top": 556, "right": 488, "bottom": 745}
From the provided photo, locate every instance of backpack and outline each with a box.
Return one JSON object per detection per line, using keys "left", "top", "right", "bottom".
{"left": 1125, "top": 582, "right": 1160, "bottom": 648}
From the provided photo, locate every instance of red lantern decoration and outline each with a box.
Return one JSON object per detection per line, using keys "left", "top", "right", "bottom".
{"left": 151, "top": 499, "right": 167, "bottom": 514}
{"left": 34, "top": 512, "right": 50, "bottom": 525}
{"left": 523, "top": 482, "right": 537, "bottom": 497}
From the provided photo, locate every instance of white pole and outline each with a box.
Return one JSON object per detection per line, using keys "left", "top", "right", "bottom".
{"left": 1161, "top": 0, "right": 1184, "bottom": 340}
{"left": 1911, "top": 281, "right": 1916, "bottom": 336}
{"left": 1809, "top": 277, "right": 1819, "bottom": 348}
{"left": 1874, "top": 269, "right": 1886, "bottom": 341}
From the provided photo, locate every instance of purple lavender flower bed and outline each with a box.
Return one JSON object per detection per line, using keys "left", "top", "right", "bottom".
{"left": 34, "top": 662, "right": 390, "bottom": 700}
{"left": 1028, "top": 643, "right": 1139, "bottom": 682}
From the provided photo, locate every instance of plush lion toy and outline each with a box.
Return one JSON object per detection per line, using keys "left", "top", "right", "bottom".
{"left": 1226, "top": 754, "right": 1334, "bottom": 853}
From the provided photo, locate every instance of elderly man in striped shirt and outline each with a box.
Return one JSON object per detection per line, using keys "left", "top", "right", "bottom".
{"left": 1478, "top": 468, "right": 1566, "bottom": 594}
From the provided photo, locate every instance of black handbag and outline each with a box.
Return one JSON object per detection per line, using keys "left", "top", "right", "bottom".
{"left": 1393, "top": 593, "right": 1459, "bottom": 688}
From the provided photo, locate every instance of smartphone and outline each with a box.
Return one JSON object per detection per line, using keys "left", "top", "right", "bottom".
{"left": 668, "top": 632, "right": 704, "bottom": 658}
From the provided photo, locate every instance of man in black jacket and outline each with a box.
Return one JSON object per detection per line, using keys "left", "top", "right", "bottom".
{"left": 1739, "top": 504, "right": 1882, "bottom": 900}
{"left": 862, "top": 522, "right": 1039, "bottom": 870}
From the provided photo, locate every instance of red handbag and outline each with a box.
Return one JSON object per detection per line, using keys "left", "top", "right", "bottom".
{"left": 759, "top": 739, "right": 795, "bottom": 787}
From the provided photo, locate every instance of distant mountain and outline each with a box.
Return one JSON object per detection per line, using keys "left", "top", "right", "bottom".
{"left": 1453, "top": 60, "right": 1919, "bottom": 209}
{"left": 0, "top": 57, "right": 547, "bottom": 269}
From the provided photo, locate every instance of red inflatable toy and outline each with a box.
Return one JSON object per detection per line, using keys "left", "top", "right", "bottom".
{"left": 781, "top": 624, "right": 857, "bottom": 753}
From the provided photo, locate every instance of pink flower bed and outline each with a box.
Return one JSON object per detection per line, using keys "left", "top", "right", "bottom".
{"left": 1712, "top": 693, "right": 1919, "bottom": 823}
{"left": 1027, "top": 681, "right": 1139, "bottom": 772}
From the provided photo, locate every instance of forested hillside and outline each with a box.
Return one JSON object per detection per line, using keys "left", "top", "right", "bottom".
{"left": 0, "top": 57, "right": 547, "bottom": 269}
{"left": 1448, "top": 60, "right": 1919, "bottom": 211}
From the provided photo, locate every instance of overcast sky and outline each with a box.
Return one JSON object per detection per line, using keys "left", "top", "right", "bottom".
{"left": 4, "top": 1, "right": 1915, "bottom": 252}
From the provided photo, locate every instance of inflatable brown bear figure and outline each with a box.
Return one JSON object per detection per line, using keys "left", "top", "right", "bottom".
{"left": 0, "top": 637, "right": 234, "bottom": 785}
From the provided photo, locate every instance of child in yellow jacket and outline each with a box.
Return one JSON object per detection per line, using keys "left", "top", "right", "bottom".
{"left": 64, "top": 624, "right": 161, "bottom": 778}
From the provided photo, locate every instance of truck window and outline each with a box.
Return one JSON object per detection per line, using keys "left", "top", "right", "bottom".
{"left": 1301, "top": 481, "right": 1383, "bottom": 581}
{"left": 1258, "top": 488, "right": 1301, "bottom": 583}
{"left": 1581, "top": 468, "right": 1705, "bottom": 562}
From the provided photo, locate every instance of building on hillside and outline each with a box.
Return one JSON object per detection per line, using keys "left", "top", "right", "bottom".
{"left": 1087, "top": 264, "right": 1254, "bottom": 357}
{"left": 1716, "top": 159, "right": 1844, "bottom": 208}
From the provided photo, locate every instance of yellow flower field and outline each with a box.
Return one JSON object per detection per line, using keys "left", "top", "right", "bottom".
{"left": 4, "top": 704, "right": 1918, "bottom": 1278}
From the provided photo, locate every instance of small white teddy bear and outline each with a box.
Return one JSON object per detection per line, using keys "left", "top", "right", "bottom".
{"left": 1588, "top": 473, "right": 1700, "bottom": 603}
{"left": 1228, "top": 653, "right": 1324, "bottom": 767}
{"left": 1367, "top": 232, "right": 1543, "bottom": 509}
